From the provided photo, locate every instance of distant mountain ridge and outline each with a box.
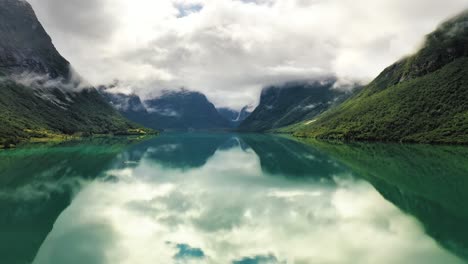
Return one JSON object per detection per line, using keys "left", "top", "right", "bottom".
{"left": 100, "top": 88, "right": 233, "bottom": 131}
{"left": 293, "top": 10, "right": 468, "bottom": 144}
{"left": 238, "top": 80, "right": 355, "bottom": 132}
{"left": 0, "top": 0, "right": 147, "bottom": 148}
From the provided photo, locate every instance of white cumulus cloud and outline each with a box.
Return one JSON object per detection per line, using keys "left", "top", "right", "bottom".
{"left": 28, "top": 0, "right": 468, "bottom": 108}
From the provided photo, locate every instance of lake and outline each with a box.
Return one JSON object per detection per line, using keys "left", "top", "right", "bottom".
{"left": 0, "top": 133, "right": 467, "bottom": 264}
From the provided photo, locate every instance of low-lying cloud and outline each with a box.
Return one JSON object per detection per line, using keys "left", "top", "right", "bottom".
{"left": 11, "top": 69, "right": 90, "bottom": 92}
{"left": 28, "top": 0, "right": 468, "bottom": 108}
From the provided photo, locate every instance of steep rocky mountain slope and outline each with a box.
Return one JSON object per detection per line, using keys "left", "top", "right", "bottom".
{"left": 0, "top": 0, "right": 147, "bottom": 148}
{"left": 238, "top": 80, "right": 354, "bottom": 132}
{"left": 0, "top": 0, "right": 69, "bottom": 77}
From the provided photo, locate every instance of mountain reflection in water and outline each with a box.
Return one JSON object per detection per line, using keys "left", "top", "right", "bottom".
{"left": 0, "top": 134, "right": 466, "bottom": 264}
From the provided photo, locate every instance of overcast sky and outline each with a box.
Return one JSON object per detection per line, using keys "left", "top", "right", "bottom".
{"left": 28, "top": 0, "right": 468, "bottom": 109}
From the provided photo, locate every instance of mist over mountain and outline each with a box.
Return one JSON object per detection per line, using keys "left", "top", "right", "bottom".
{"left": 294, "top": 10, "right": 468, "bottom": 144}
{"left": 26, "top": 0, "right": 468, "bottom": 109}
{"left": 1, "top": 2, "right": 468, "bottom": 263}
{"left": 100, "top": 88, "right": 232, "bottom": 131}
{"left": 239, "top": 80, "right": 356, "bottom": 132}
{"left": 1, "top": 0, "right": 467, "bottom": 146}
{"left": 0, "top": 0, "right": 146, "bottom": 147}
{"left": 217, "top": 106, "right": 252, "bottom": 128}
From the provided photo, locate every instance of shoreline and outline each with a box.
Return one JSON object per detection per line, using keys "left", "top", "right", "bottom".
{"left": 0, "top": 131, "right": 158, "bottom": 150}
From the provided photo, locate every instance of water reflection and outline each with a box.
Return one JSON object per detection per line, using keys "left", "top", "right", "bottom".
{"left": 241, "top": 134, "right": 346, "bottom": 180}
{"left": 0, "top": 134, "right": 466, "bottom": 264}
{"left": 0, "top": 133, "right": 468, "bottom": 264}
{"left": 0, "top": 137, "right": 139, "bottom": 264}
{"left": 120, "top": 133, "right": 230, "bottom": 170}
{"left": 312, "top": 142, "right": 468, "bottom": 261}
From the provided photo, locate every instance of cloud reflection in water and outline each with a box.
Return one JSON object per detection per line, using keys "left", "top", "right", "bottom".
{"left": 32, "top": 135, "right": 464, "bottom": 264}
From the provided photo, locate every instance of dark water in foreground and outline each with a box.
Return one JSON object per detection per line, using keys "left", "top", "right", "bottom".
{"left": 0, "top": 133, "right": 467, "bottom": 264}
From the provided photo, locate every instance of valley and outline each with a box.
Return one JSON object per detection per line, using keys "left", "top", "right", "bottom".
{"left": 0, "top": 1, "right": 467, "bottom": 263}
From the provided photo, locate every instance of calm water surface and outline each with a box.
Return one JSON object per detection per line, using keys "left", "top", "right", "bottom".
{"left": 0, "top": 133, "right": 467, "bottom": 264}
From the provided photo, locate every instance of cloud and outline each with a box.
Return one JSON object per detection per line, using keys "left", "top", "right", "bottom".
{"left": 2, "top": 68, "right": 92, "bottom": 108}
{"left": 10, "top": 69, "right": 90, "bottom": 91}
{"left": 27, "top": 0, "right": 468, "bottom": 108}
{"left": 146, "top": 107, "right": 181, "bottom": 117}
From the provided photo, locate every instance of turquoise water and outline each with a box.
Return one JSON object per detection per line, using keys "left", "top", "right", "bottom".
{"left": 0, "top": 134, "right": 467, "bottom": 264}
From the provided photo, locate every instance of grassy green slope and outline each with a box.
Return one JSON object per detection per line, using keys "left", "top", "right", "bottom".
{"left": 0, "top": 0, "right": 155, "bottom": 148}
{"left": 0, "top": 80, "right": 153, "bottom": 147}
{"left": 293, "top": 11, "right": 468, "bottom": 144}
{"left": 295, "top": 58, "right": 468, "bottom": 144}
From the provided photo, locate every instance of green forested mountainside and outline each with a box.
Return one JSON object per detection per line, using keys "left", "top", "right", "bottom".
{"left": 0, "top": 80, "right": 149, "bottom": 147}
{"left": 293, "top": 10, "right": 468, "bottom": 144}
{"left": 0, "top": 0, "right": 150, "bottom": 148}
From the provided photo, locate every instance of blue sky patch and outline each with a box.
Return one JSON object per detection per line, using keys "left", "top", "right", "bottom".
{"left": 174, "top": 244, "right": 206, "bottom": 260}
{"left": 232, "top": 254, "right": 281, "bottom": 264}
{"left": 176, "top": 4, "right": 203, "bottom": 18}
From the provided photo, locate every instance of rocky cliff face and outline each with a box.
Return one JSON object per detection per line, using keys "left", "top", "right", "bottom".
{"left": 239, "top": 80, "right": 353, "bottom": 132}
{"left": 0, "top": 0, "right": 70, "bottom": 78}
{"left": 99, "top": 87, "right": 147, "bottom": 113}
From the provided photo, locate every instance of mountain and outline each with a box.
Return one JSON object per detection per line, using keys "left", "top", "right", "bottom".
{"left": 0, "top": 0, "right": 69, "bottom": 78}
{"left": 100, "top": 88, "right": 231, "bottom": 131}
{"left": 294, "top": 10, "right": 468, "bottom": 144}
{"left": 238, "top": 80, "right": 354, "bottom": 132}
{"left": 0, "top": 0, "right": 149, "bottom": 148}
{"left": 217, "top": 106, "right": 252, "bottom": 128}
